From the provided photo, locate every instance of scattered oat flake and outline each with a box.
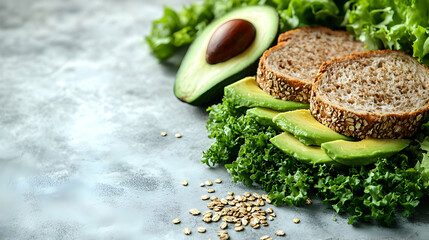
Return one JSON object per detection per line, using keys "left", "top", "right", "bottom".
{"left": 189, "top": 208, "right": 200, "bottom": 215}
{"left": 205, "top": 180, "right": 213, "bottom": 186}
{"left": 260, "top": 235, "right": 271, "bottom": 240}
{"left": 208, "top": 189, "right": 215, "bottom": 193}
{"left": 306, "top": 198, "right": 312, "bottom": 205}
{"left": 275, "top": 230, "right": 286, "bottom": 236}
{"left": 210, "top": 196, "right": 218, "bottom": 201}
{"left": 227, "top": 191, "right": 234, "bottom": 196}
{"left": 293, "top": 217, "right": 300, "bottom": 223}
{"left": 217, "top": 230, "right": 229, "bottom": 240}
{"left": 161, "top": 131, "right": 167, "bottom": 136}
{"left": 220, "top": 221, "right": 228, "bottom": 229}
{"left": 172, "top": 218, "right": 181, "bottom": 224}
{"left": 235, "top": 226, "right": 244, "bottom": 231}
{"left": 181, "top": 180, "right": 188, "bottom": 186}
{"left": 215, "top": 179, "right": 222, "bottom": 183}
{"left": 197, "top": 226, "right": 206, "bottom": 233}
{"left": 175, "top": 133, "right": 182, "bottom": 138}
{"left": 200, "top": 183, "right": 205, "bottom": 187}
{"left": 201, "top": 195, "right": 210, "bottom": 200}
{"left": 183, "top": 228, "right": 191, "bottom": 235}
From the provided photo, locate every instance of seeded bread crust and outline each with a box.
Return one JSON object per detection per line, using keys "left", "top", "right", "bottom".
{"left": 310, "top": 50, "right": 429, "bottom": 139}
{"left": 256, "top": 26, "right": 366, "bottom": 103}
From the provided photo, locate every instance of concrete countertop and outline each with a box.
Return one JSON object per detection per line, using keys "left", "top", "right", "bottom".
{"left": 1, "top": 0, "right": 428, "bottom": 239}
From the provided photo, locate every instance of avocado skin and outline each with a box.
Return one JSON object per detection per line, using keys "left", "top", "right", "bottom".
{"left": 176, "top": 62, "right": 258, "bottom": 106}
{"left": 174, "top": 6, "right": 279, "bottom": 106}
{"left": 270, "top": 132, "right": 337, "bottom": 165}
{"left": 246, "top": 107, "right": 282, "bottom": 129}
{"left": 225, "top": 77, "right": 309, "bottom": 111}
{"left": 273, "top": 110, "right": 354, "bottom": 146}
{"left": 321, "top": 138, "right": 411, "bottom": 166}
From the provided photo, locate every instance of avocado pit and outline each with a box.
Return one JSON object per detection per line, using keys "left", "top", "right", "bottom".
{"left": 206, "top": 19, "right": 256, "bottom": 64}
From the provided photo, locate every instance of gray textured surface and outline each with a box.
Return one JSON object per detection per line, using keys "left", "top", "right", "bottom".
{"left": 0, "top": 0, "right": 428, "bottom": 239}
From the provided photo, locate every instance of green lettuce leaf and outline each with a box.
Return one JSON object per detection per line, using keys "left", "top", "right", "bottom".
{"left": 345, "top": 0, "right": 429, "bottom": 64}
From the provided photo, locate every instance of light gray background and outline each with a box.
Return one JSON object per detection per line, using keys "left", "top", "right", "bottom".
{"left": 0, "top": 0, "right": 428, "bottom": 239}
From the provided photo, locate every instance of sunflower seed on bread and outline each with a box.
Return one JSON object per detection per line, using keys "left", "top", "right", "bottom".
{"left": 310, "top": 50, "right": 429, "bottom": 139}
{"left": 256, "top": 26, "right": 366, "bottom": 103}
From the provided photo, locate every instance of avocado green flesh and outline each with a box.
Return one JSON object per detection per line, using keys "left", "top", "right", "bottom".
{"left": 273, "top": 110, "right": 354, "bottom": 146}
{"left": 174, "top": 6, "right": 279, "bottom": 105}
{"left": 246, "top": 107, "right": 282, "bottom": 128}
{"left": 321, "top": 138, "right": 411, "bottom": 166}
{"left": 225, "top": 77, "right": 309, "bottom": 111}
{"left": 270, "top": 132, "right": 335, "bottom": 165}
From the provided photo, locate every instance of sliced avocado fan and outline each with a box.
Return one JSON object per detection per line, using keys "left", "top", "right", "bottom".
{"left": 321, "top": 138, "right": 411, "bottom": 166}
{"left": 225, "top": 77, "right": 309, "bottom": 111}
{"left": 246, "top": 107, "right": 283, "bottom": 129}
{"left": 270, "top": 132, "right": 336, "bottom": 165}
{"left": 273, "top": 110, "right": 354, "bottom": 146}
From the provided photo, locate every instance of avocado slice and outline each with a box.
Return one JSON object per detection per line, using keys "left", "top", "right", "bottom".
{"left": 321, "top": 138, "right": 411, "bottom": 166}
{"left": 270, "top": 132, "right": 336, "bottom": 165}
{"left": 225, "top": 77, "right": 309, "bottom": 111}
{"left": 174, "top": 6, "right": 279, "bottom": 105}
{"left": 246, "top": 107, "right": 282, "bottom": 129}
{"left": 273, "top": 110, "right": 354, "bottom": 146}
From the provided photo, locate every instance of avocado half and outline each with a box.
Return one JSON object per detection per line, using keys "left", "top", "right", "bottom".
{"left": 174, "top": 6, "right": 279, "bottom": 105}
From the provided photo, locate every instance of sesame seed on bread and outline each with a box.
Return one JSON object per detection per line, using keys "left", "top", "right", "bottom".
{"left": 310, "top": 50, "right": 429, "bottom": 139}
{"left": 256, "top": 26, "right": 367, "bottom": 103}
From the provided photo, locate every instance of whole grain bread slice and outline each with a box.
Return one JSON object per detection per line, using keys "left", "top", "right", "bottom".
{"left": 256, "top": 26, "right": 366, "bottom": 103}
{"left": 310, "top": 50, "right": 429, "bottom": 139}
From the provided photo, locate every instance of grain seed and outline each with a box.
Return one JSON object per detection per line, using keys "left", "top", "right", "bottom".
{"left": 202, "top": 216, "right": 212, "bottom": 223}
{"left": 203, "top": 211, "right": 212, "bottom": 217}
{"left": 160, "top": 131, "right": 167, "bottom": 136}
{"left": 275, "top": 230, "right": 286, "bottom": 236}
{"left": 189, "top": 208, "right": 200, "bottom": 215}
{"left": 172, "top": 218, "right": 181, "bottom": 224}
{"left": 197, "top": 227, "right": 206, "bottom": 233}
{"left": 293, "top": 217, "right": 300, "bottom": 224}
{"left": 217, "top": 230, "right": 227, "bottom": 236}
{"left": 201, "top": 195, "right": 210, "bottom": 200}
{"left": 235, "top": 226, "right": 244, "bottom": 232}
{"left": 200, "top": 183, "right": 205, "bottom": 187}
{"left": 266, "top": 208, "right": 273, "bottom": 214}
{"left": 212, "top": 213, "right": 221, "bottom": 222}
{"left": 181, "top": 180, "right": 188, "bottom": 186}
{"left": 183, "top": 228, "right": 191, "bottom": 235}
{"left": 260, "top": 235, "right": 271, "bottom": 240}
{"left": 306, "top": 198, "right": 312, "bottom": 205}
{"left": 215, "top": 179, "right": 222, "bottom": 183}
{"left": 175, "top": 133, "right": 182, "bottom": 138}
{"left": 210, "top": 196, "right": 218, "bottom": 201}
{"left": 228, "top": 191, "right": 234, "bottom": 196}
{"left": 253, "top": 193, "right": 261, "bottom": 199}
{"left": 205, "top": 180, "right": 213, "bottom": 186}
{"left": 208, "top": 189, "right": 215, "bottom": 193}
{"left": 220, "top": 221, "right": 228, "bottom": 229}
